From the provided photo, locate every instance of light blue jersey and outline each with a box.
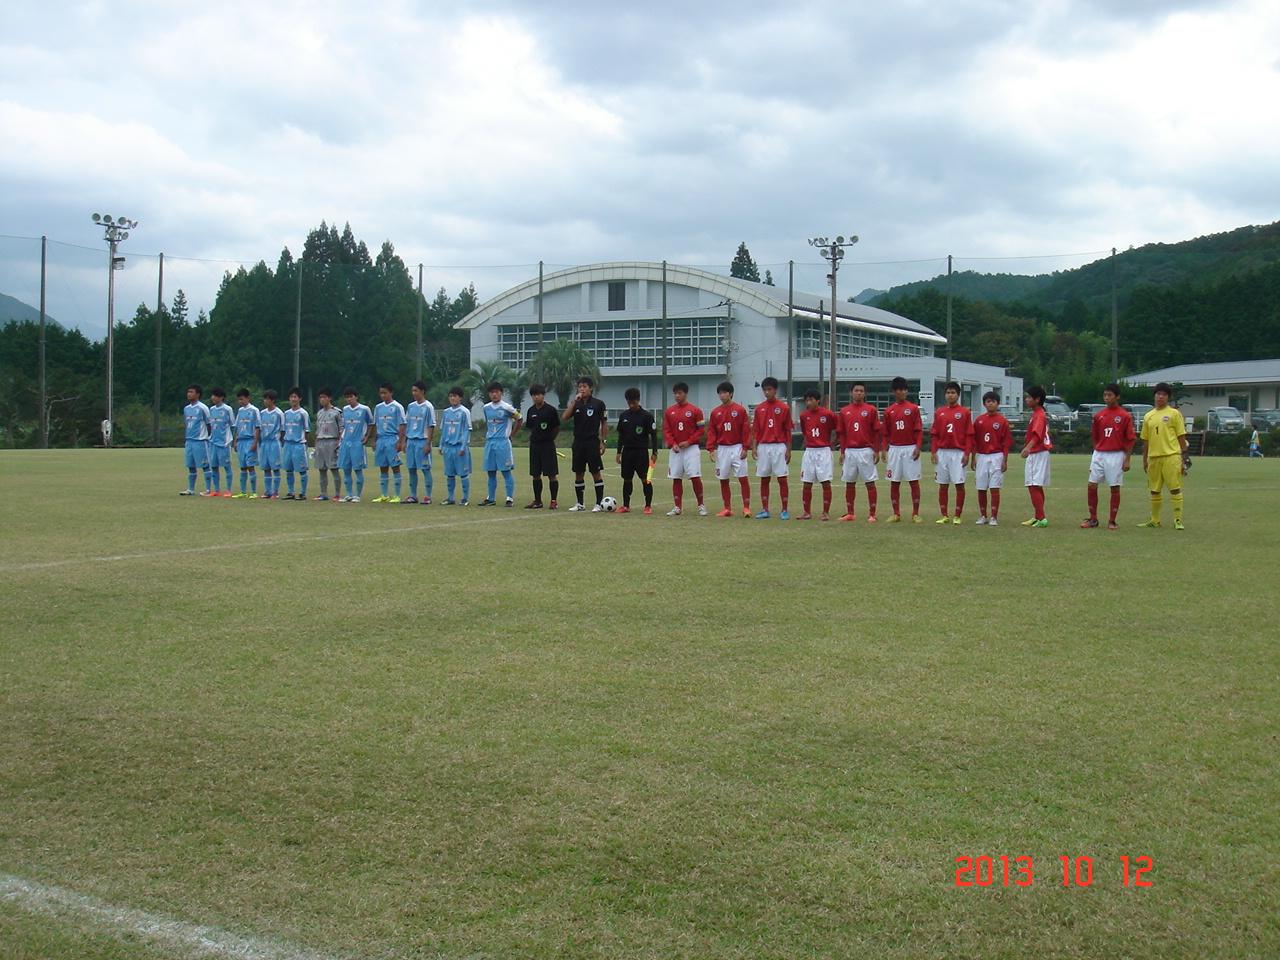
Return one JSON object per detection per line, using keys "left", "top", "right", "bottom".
{"left": 258, "top": 406, "right": 285, "bottom": 443}
{"left": 483, "top": 400, "right": 521, "bottom": 442}
{"left": 184, "top": 401, "right": 211, "bottom": 441}
{"left": 406, "top": 399, "right": 436, "bottom": 441}
{"left": 439, "top": 405, "right": 472, "bottom": 448}
{"left": 341, "top": 403, "right": 374, "bottom": 444}
{"left": 375, "top": 399, "right": 407, "bottom": 438}
{"left": 282, "top": 407, "right": 311, "bottom": 443}
{"left": 234, "top": 403, "right": 261, "bottom": 441}
{"left": 208, "top": 402, "right": 235, "bottom": 447}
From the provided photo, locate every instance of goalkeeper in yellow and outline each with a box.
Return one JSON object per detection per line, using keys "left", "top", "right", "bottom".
{"left": 1137, "top": 382, "right": 1189, "bottom": 530}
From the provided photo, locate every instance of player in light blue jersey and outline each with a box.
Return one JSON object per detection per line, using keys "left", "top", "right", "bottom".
{"left": 180, "top": 384, "right": 214, "bottom": 496}
{"left": 257, "top": 389, "right": 285, "bottom": 499}
{"left": 339, "top": 387, "right": 375, "bottom": 501}
{"left": 404, "top": 380, "right": 436, "bottom": 504}
{"left": 438, "top": 386, "right": 473, "bottom": 505}
{"left": 207, "top": 387, "right": 236, "bottom": 495}
{"left": 373, "top": 381, "right": 407, "bottom": 502}
{"left": 233, "top": 388, "right": 261, "bottom": 497}
{"left": 281, "top": 387, "right": 312, "bottom": 500}
{"left": 480, "top": 381, "right": 522, "bottom": 506}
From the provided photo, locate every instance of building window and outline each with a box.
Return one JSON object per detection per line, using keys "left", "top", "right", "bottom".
{"left": 498, "top": 317, "right": 726, "bottom": 369}
{"left": 793, "top": 318, "right": 933, "bottom": 359}
{"left": 1204, "top": 386, "right": 1226, "bottom": 398}
{"left": 608, "top": 282, "right": 626, "bottom": 311}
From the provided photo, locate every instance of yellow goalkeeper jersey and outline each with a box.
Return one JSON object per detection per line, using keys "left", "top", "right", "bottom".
{"left": 1140, "top": 406, "right": 1186, "bottom": 457}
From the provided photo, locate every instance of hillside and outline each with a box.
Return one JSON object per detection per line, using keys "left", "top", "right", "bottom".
{"left": 1, "top": 292, "right": 63, "bottom": 328}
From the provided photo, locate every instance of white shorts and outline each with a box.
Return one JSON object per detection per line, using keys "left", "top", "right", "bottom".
{"left": 1024, "top": 450, "right": 1051, "bottom": 487}
{"left": 934, "top": 448, "right": 966, "bottom": 485}
{"left": 885, "top": 444, "right": 922, "bottom": 483}
{"left": 714, "top": 443, "right": 748, "bottom": 479}
{"left": 800, "top": 447, "right": 834, "bottom": 483}
{"left": 973, "top": 452, "right": 1006, "bottom": 490}
{"left": 667, "top": 445, "right": 702, "bottom": 480}
{"left": 755, "top": 442, "right": 789, "bottom": 478}
{"left": 1088, "top": 449, "right": 1126, "bottom": 486}
{"left": 840, "top": 447, "right": 878, "bottom": 483}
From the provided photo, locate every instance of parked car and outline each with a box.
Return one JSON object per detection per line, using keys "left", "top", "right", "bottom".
{"left": 1125, "top": 403, "right": 1154, "bottom": 427}
{"left": 1076, "top": 403, "right": 1107, "bottom": 426}
{"left": 1043, "top": 396, "right": 1075, "bottom": 430}
{"left": 1249, "top": 408, "right": 1280, "bottom": 431}
{"left": 1206, "top": 406, "right": 1245, "bottom": 433}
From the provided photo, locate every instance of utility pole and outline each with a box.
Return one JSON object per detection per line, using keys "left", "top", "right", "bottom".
{"left": 154, "top": 252, "right": 164, "bottom": 444}
{"left": 1110, "top": 247, "right": 1119, "bottom": 379}
{"left": 945, "top": 254, "right": 953, "bottom": 384}
{"left": 92, "top": 213, "right": 137, "bottom": 447}
{"left": 809, "top": 234, "right": 859, "bottom": 406}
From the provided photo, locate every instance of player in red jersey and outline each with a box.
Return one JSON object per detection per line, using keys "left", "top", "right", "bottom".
{"left": 706, "top": 380, "right": 752, "bottom": 517}
{"left": 751, "top": 377, "right": 793, "bottom": 519}
{"left": 882, "top": 376, "right": 924, "bottom": 522}
{"left": 1082, "top": 382, "right": 1135, "bottom": 529}
{"left": 1019, "top": 385, "right": 1052, "bottom": 526}
{"left": 797, "top": 388, "right": 837, "bottom": 519}
{"left": 930, "top": 381, "right": 973, "bottom": 524}
{"left": 663, "top": 381, "right": 707, "bottom": 516}
{"left": 971, "top": 391, "right": 1012, "bottom": 525}
{"left": 836, "top": 381, "right": 881, "bottom": 521}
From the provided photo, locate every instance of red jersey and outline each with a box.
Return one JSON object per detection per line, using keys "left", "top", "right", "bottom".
{"left": 931, "top": 404, "right": 973, "bottom": 453}
{"left": 799, "top": 407, "right": 837, "bottom": 448}
{"left": 883, "top": 400, "right": 923, "bottom": 449}
{"left": 1024, "top": 407, "right": 1052, "bottom": 453}
{"left": 837, "top": 402, "right": 880, "bottom": 450}
{"left": 707, "top": 402, "right": 750, "bottom": 451}
{"left": 1092, "top": 406, "right": 1135, "bottom": 452}
{"left": 972, "top": 412, "right": 1012, "bottom": 455}
{"left": 663, "top": 401, "right": 705, "bottom": 449}
{"left": 753, "top": 399, "right": 793, "bottom": 445}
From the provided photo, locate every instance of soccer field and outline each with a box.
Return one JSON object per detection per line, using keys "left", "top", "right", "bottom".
{"left": 1, "top": 449, "right": 1277, "bottom": 959}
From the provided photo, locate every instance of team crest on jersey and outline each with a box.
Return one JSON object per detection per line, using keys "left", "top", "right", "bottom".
{"left": 774, "top": 407, "right": 782, "bottom": 414}
{"left": 587, "top": 409, "right": 595, "bottom": 416}
{"left": 731, "top": 410, "right": 739, "bottom": 418}
{"left": 953, "top": 412, "right": 962, "bottom": 420}
{"left": 685, "top": 411, "right": 692, "bottom": 418}
{"left": 860, "top": 410, "right": 868, "bottom": 418}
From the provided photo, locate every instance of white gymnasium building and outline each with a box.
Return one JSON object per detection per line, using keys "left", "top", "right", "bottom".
{"left": 457, "top": 262, "right": 1021, "bottom": 418}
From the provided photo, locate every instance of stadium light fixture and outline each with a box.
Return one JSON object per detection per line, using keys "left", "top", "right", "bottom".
{"left": 808, "top": 234, "right": 858, "bottom": 405}
{"left": 93, "top": 213, "right": 138, "bottom": 446}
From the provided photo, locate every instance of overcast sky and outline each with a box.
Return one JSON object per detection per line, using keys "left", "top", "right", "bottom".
{"left": 3, "top": 0, "right": 1278, "bottom": 339}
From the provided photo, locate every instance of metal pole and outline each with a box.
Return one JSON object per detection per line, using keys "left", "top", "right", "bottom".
{"left": 416, "top": 263, "right": 424, "bottom": 381}
{"left": 39, "top": 237, "right": 47, "bottom": 449}
{"left": 154, "top": 252, "right": 164, "bottom": 444}
{"left": 537, "top": 260, "right": 544, "bottom": 383}
{"left": 786, "top": 260, "right": 794, "bottom": 409}
{"left": 945, "top": 254, "right": 953, "bottom": 384}
{"left": 1110, "top": 247, "right": 1118, "bottom": 379}
{"left": 294, "top": 259, "right": 303, "bottom": 387}
{"left": 818, "top": 299, "right": 826, "bottom": 400}
{"left": 661, "top": 260, "right": 668, "bottom": 400}
{"left": 829, "top": 266, "right": 838, "bottom": 407}
{"left": 106, "top": 236, "right": 116, "bottom": 444}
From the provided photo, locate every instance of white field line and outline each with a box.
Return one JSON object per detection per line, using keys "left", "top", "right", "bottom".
{"left": 0, "top": 514, "right": 537, "bottom": 572}
{"left": 0, "top": 873, "right": 348, "bottom": 960}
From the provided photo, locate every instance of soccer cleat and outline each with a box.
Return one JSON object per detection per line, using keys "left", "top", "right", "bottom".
{"left": 1135, "top": 520, "right": 1161, "bottom": 528}
{"left": 867, "top": 515, "right": 878, "bottom": 522}
{"left": 988, "top": 518, "right": 998, "bottom": 526}
{"left": 886, "top": 514, "right": 901, "bottom": 523}
{"left": 202, "top": 491, "right": 220, "bottom": 497}
{"left": 505, "top": 497, "right": 514, "bottom": 507}
{"left": 1080, "top": 518, "right": 1099, "bottom": 528}
{"left": 779, "top": 510, "right": 791, "bottom": 520}
{"left": 247, "top": 493, "right": 259, "bottom": 500}
{"left": 743, "top": 509, "right": 752, "bottom": 518}
{"left": 402, "top": 496, "right": 417, "bottom": 504}
{"left": 698, "top": 504, "right": 708, "bottom": 516}
{"left": 820, "top": 513, "right": 830, "bottom": 521}
{"left": 232, "top": 493, "right": 249, "bottom": 498}
{"left": 441, "top": 498, "right": 457, "bottom": 505}
{"left": 220, "top": 491, "right": 233, "bottom": 497}
{"left": 1032, "top": 518, "right": 1049, "bottom": 527}
{"left": 421, "top": 497, "right": 431, "bottom": 504}
{"left": 460, "top": 499, "right": 469, "bottom": 506}
{"left": 180, "top": 489, "right": 195, "bottom": 496}
{"left": 387, "top": 496, "right": 401, "bottom": 504}
{"left": 666, "top": 507, "right": 682, "bottom": 516}
{"left": 616, "top": 506, "right": 631, "bottom": 513}
{"left": 755, "top": 510, "right": 771, "bottom": 519}
{"left": 797, "top": 512, "right": 812, "bottom": 520}
{"left": 548, "top": 501, "right": 558, "bottom": 510}
{"left": 716, "top": 508, "right": 733, "bottom": 517}
{"left": 478, "top": 498, "right": 496, "bottom": 506}
{"left": 591, "top": 503, "right": 605, "bottom": 512}
{"left": 313, "top": 495, "right": 329, "bottom": 501}
{"left": 643, "top": 506, "right": 653, "bottom": 514}
{"left": 349, "top": 496, "right": 361, "bottom": 502}
{"left": 936, "top": 516, "right": 950, "bottom": 524}
{"left": 372, "top": 496, "right": 389, "bottom": 503}
{"left": 525, "top": 501, "right": 544, "bottom": 509}
{"left": 911, "top": 515, "right": 922, "bottom": 523}
{"left": 837, "top": 513, "right": 857, "bottom": 521}
{"left": 1020, "top": 517, "right": 1038, "bottom": 526}
{"left": 1107, "top": 521, "right": 1117, "bottom": 530}
{"left": 1174, "top": 519, "right": 1185, "bottom": 530}
{"left": 282, "top": 493, "right": 295, "bottom": 500}
{"left": 952, "top": 516, "right": 962, "bottom": 524}
{"left": 569, "top": 503, "right": 587, "bottom": 512}
{"left": 975, "top": 516, "right": 988, "bottom": 525}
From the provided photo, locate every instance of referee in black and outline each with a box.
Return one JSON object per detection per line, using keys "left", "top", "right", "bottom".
{"left": 615, "top": 386, "right": 658, "bottom": 513}
{"left": 561, "top": 375, "right": 608, "bottom": 511}
{"left": 522, "top": 383, "right": 560, "bottom": 508}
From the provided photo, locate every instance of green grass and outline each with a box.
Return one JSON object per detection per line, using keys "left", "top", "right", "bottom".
{"left": 1, "top": 449, "right": 1277, "bottom": 958}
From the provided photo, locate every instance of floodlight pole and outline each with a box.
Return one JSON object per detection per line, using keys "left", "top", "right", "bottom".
{"left": 809, "top": 234, "right": 858, "bottom": 406}
{"left": 92, "top": 213, "right": 137, "bottom": 447}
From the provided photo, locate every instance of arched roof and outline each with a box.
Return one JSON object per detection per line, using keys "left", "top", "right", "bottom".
{"left": 455, "top": 261, "right": 942, "bottom": 341}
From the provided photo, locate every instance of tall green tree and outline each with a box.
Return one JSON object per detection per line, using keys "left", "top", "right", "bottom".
{"left": 528, "top": 338, "right": 601, "bottom": 406}
{"left": 730, "top": 242, "right": 761, "bottom": 282}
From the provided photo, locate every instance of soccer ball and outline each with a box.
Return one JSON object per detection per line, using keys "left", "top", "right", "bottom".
{"left": 600, "top": 496, "right": 619, "bottom": 512}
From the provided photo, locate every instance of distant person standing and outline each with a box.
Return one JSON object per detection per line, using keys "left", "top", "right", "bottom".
{"left": 232, "top": 388, "right": 261, "bottom": 498}
{"left": 883, "top": 376, "right": 924, "bottom": 523}
{"left": 1137, "top": 382, "right": 1189, "bottom": 530}
{"left": 281, "top": 387, "right": 312, "bottom": 500}
{"left": 614, "top": 386, "right": 658, "bottom": 513}
{"left": 522, "top": 384, "right": 560, "bottom": 509}
{"left": 797, "top": 388, "right": 837, "bottom": 520}
{"left": 257, "top": 389, "right": 285, "bottom": 500}
{"left": 930, "top": 381, "right": 972, "bottom": 524}
{"left": 338, "top": 387, "right": 375, "bottom": 502}
{"left": 1081, "top": 383, "right": 1135, "bottom": 530}
{"left": 563, "top": 376, "right": 609, "bottom": 512}
{"left": 404, "top": 380, "right": 437, "bottom": 504}
{"left": 312, "top": 387, "right": 343, "bottom": 501}
{"left": 751, "top": 377, "right": 793, "bottom": 520}
{"left": 207, "top": 388, "right": 236, "bottom": 496}
{"left": 479, "top": 381, "right": 522, "bottom": 507}
{"left": 706, "top": 381, "right": 752, "bottom": 517}
{"left": 972, "top": 391, "right": 1012, "bottom": 526}
{"left": 1248, "top": 427, "right": 1264, "bottom": 458}
{"left": 836, "top": 381, "right": 881, "bottom": 522}
{"left": 663, "top": 381, "right": 706, "bottom": 516}
{"left": 1019, "top": 385, "right": 1052, "bottom": 527}
{"left": 180, "top": 384, "right": 213, "bottom": 497}
{"left": 372, "top": 382, "right": 407, "bottom": 502}
{"left": 438, "top": 386, "right": 473, "bottom": 505}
